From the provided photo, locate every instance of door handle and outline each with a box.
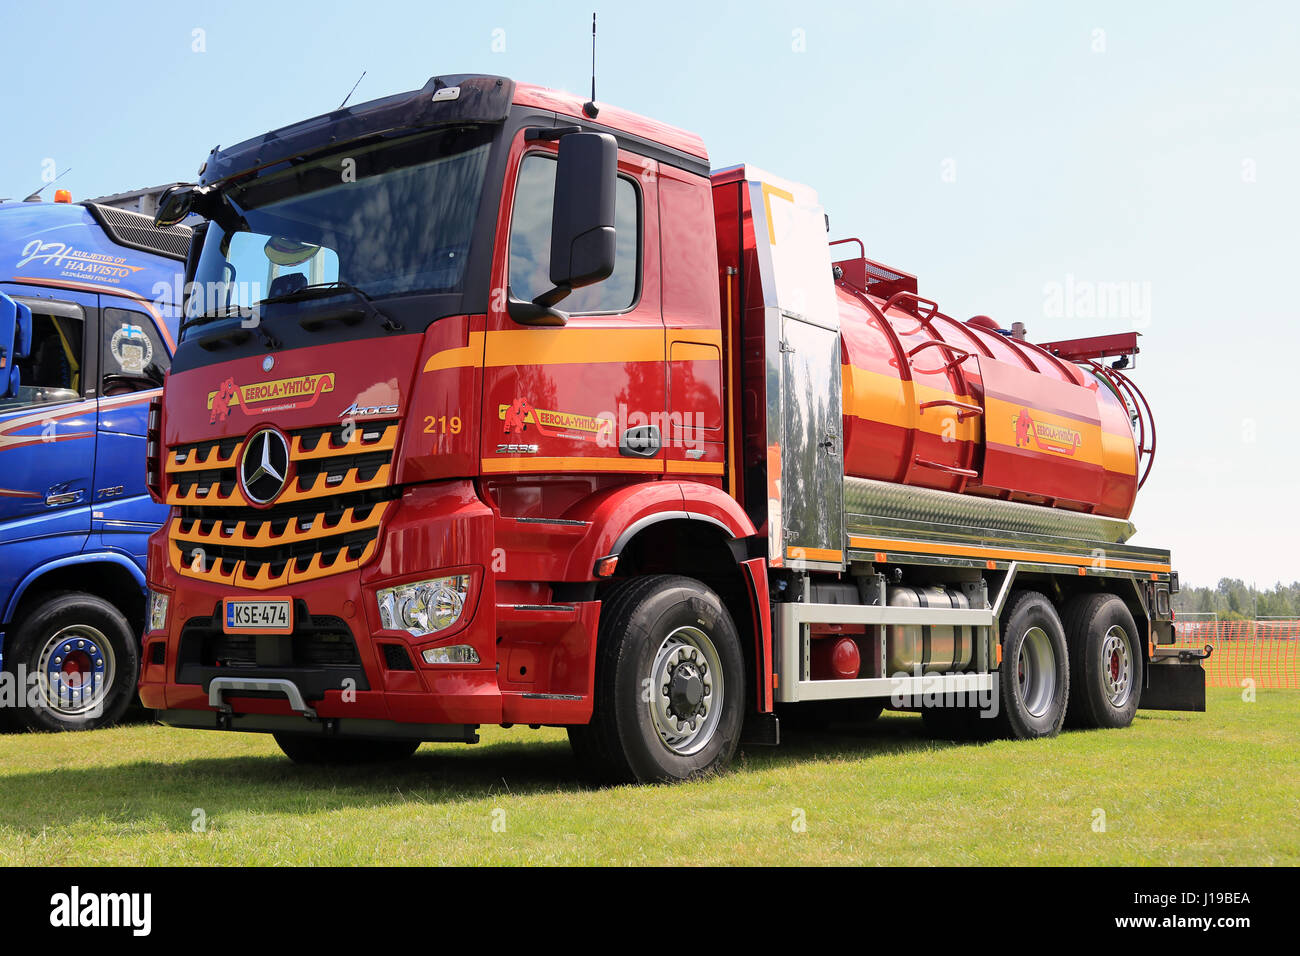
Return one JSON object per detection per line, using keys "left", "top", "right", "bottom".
{"left": 46, "top": 490, "right": 84, "bottom": 507}
{"left": 619, "top": 425, "right": 661, "bottom": 459}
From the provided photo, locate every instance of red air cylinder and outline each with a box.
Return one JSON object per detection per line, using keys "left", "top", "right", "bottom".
{"left": 811, "top": 637, "right": 861, "bottom": 680}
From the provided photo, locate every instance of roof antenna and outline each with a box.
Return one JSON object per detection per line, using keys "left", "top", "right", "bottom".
{"left": 22, "top": 167, "right": 73, "bottom": 203}
{"left": 582, "top": 14, "right": 599, "bottom": 118}
{"left": 339, "top": 70, "right": 366, "bottom": 110}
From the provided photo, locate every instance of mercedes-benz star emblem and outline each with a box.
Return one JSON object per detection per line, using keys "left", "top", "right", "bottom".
{"left": 240, "top": 428, "right": 290, "bottom": 505}
{"left": 262, "top": 355, "right": 274, "bottom": 372}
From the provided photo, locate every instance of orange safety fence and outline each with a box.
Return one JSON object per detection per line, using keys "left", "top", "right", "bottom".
{"left": 1170, "top": 619, "right": 1300, "bottom": 689}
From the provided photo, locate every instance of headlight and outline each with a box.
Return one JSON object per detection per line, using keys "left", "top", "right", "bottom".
{"left": 148, "top": 590, "right": 169, "bottom": 632}
{"left": 376, "top": 574, "right": 470, "bottom": 638}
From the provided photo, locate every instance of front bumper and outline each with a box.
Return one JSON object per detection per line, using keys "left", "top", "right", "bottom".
{"left": 139, "top": 479, "right": 503, "bottom": 732}
{"left": 158, "top": 706, "right": 479, "bottom": 742}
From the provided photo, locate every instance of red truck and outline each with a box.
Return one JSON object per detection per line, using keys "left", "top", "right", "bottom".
{"left": 141, "top": 74, "right": 1204, "bottom": 783}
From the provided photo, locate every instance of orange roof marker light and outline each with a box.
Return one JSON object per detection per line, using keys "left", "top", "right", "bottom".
{"left": 54, "top": 189, "right": 72, "bottom": 203}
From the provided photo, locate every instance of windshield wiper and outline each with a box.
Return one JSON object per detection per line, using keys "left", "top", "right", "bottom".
{"left": 179, "top": 305, "right": 249, "bottom": 336}
{"left": 182, "top": 305, "right": 280, "bottom": 351}
{"left": 259, "top": 281, "right": 404, "bottom": 333}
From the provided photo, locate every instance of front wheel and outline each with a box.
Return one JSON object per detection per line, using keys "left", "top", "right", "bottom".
{"left": 569, "top": 575, "right": 745, "bottom": 784}
{"left": 3, "top": 592, "right": 139, "bottom": 732}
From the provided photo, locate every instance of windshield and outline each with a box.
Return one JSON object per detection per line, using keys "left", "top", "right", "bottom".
{"left": 184, "top": 125, "right": 494, "bottom": 333}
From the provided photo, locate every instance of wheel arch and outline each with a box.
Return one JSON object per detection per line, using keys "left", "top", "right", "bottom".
{"left": 5, "top": 551, "right": 147, "bottom": 635}
{"left": 603, "top": 509, "right": 766, "bottom": 713}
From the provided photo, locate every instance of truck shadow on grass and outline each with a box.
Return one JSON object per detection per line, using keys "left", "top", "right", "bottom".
{"left": 0, "top": 714, "right": 964, "bottom": 834}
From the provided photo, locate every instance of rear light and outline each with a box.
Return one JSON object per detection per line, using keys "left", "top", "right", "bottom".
{"left": 145, "top": 395, "right": 163, "bottom": 502}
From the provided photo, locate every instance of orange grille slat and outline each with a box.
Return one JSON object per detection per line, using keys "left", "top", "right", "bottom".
{"left": 290, "top": 424, "right": 398, "bottom": 461}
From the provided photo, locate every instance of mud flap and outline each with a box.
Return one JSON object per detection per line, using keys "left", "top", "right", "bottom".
{"left": 1140, "top": 661, "right": 1206, "bottom": 712}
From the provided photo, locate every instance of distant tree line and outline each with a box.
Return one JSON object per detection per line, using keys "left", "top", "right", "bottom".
{"left": 1172, "top": 579, "right": 1300, "bottom": 620}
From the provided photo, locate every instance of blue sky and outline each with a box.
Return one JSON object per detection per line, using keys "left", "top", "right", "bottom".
{"left": 2, "top": 0, "right": 1296, "bottom": 586}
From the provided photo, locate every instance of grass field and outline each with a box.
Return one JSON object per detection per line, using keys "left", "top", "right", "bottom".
{"left": 1, "top": 687, "right": 1296, "bottom": 866}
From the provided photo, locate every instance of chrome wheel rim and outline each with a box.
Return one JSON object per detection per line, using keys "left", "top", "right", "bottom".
{"left": 648, "top": 625, "right": 723, "bottom": 757}
{"left": 1016, "top": 626, "right": 1057, "bottom": 719}
{"left": 37, "top": 625, "right": 115, "bottom": 717}
{"left": 1101, "top": 624, "right": 1133, "bottom": 708}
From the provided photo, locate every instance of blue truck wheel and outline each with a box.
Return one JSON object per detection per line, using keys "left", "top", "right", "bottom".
{"left": 3, "top": 592, "right": 138, "bottom": 732}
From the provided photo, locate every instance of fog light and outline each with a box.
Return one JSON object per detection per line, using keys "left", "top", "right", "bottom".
{"left": 376, "top": 574, "right": 470, "bottom": 638}
{"left": 421, "top": 644, "right": 480, "bottom": 665}
{"left": 148, "top": 590, "right": 169, "bottom": 632}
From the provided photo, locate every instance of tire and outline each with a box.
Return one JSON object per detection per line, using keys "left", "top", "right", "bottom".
{"left": 995, "top": 591, "right": 1070, "bottom": 740}
{"left": 568, "top": 574, "right": 745, "bottom": 785}
{"left": 1062, "top": 593, "right": 1143, "bottom": 729}
{"left": 273, "top": 734, "right": 420, "bottom": 765}
{"left": 3, "top": 591, "right": 139, "bottom": 732}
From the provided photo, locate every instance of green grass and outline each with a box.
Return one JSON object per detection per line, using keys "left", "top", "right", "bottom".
{"left": 1, "top": 687, "right": 1296, "bottom": 865}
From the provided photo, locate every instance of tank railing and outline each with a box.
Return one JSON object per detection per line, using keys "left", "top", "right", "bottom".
{"left": 907, "top": 338, "right": 972, "bottom": 375}
{"left": 1088, "top": 359, "right": 1157, "bottom": 489}
{"left": 918, "top": 398, "right": 983, "bottom": 422}
{"left": 881, "top": 291, "right": 940, "bottom": 328}
{"left": 829, "top": 237, "right": 866, "bottom": 260}
{"left": 913, "top": 457, "right": 978, "bottom": 479}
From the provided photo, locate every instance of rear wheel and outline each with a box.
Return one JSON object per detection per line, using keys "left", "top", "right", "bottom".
{"left": 996, "top": 591, "right": 1070, "bottom": 739}
{"left": 3, "top": 592, "right": 138, "bottom": 732}
{"left": 1063, "top": 593, "right": 1143, "bottom": 729}
{"left": 569, "top": 575, "right": 745, "bottom": 784}
{"left": 273, "top": 734, "right": 420, "bottom": 765}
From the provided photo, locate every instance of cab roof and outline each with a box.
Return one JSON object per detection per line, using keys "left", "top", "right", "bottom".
{"left": 200, "top": 73, "right": 709, "bottom": 187}
{"left": 513, "top": 83, "right": 708, "bottom": 161}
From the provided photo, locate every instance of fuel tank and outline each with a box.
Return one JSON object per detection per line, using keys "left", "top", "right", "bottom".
{"left": 836, "top": 271, "right": 1141, "bottom": 518}
{"left": 884, "top": 585, "right": 975, "bottom": 675}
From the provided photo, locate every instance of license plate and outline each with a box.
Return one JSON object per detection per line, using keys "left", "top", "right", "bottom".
{"left": 223, "top": 598, "right": 293, "bottom": 634}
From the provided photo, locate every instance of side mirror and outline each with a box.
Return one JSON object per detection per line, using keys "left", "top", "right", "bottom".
{"left": 154, "top": 184, "right": 195, "bottom": 227}
{"left": 548, "top": 132, "right": 618, "bottom": 294}
{"left": 0, "top": 293, "right": 33, "bottom": 399}
{"left": 154, "top": 183, "right": 219, "bottom": 228}
{"left": 507, "top": 130, "right": 618, "bottom": 326}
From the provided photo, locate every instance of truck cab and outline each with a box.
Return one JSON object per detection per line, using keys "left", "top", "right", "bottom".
{"left": 0, "top": 195, "right": 190, "bottom": 730}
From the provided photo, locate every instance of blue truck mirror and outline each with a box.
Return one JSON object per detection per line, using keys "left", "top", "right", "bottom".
{"left": 0, "top": 294, "right": 32, "bottom": 398}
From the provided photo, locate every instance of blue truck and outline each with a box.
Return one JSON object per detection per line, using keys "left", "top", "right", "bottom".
{"left": 0, "top": 192, "right": 191, "bottom": 730}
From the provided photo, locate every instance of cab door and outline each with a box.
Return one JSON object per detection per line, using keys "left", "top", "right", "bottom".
{"left": 93, "top": 299, "right": 173, "bottom": 559}
{"left": 0, "top": 288, "right": 99, "bottom": 598}
{"left": 480, "top": 130, "right": 664, "bottom": 481}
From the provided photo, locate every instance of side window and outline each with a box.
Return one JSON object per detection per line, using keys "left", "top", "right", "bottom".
{"left": 101, "top": 308, "right": 171, "bottom": 395}
{"left": 0, "top": 308, "right": 85, "bottom": 411}
{"left": 508, "top": 153, "right": 640, "bottom": 314}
